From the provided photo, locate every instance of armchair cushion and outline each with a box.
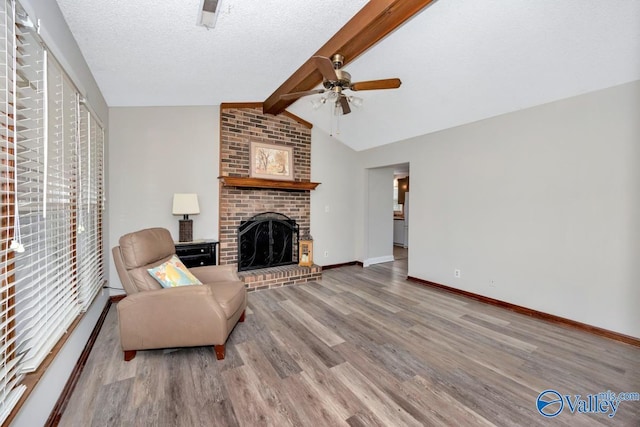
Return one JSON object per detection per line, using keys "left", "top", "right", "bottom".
{"left": 120, "top": 227, "right": 175, "bottom": 269}
{"left": 148, "top": 255, "right": 202, "bottom": 288}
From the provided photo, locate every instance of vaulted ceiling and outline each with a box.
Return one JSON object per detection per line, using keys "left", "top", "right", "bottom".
{"left": 55, "top": 0, "right": 640, "bottom": 151}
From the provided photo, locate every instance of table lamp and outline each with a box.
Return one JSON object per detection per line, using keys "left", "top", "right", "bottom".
{"left": 172, "top": 193, "right": 200, "bottom": 242}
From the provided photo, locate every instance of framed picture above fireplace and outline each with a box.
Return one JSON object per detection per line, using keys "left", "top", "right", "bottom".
{"left": 250, "top": 142, "right": 293, "bottom": 181}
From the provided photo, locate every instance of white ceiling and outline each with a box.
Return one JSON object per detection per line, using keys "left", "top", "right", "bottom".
{"left": 56, "top": 0, "right": 640, "bottom": 151}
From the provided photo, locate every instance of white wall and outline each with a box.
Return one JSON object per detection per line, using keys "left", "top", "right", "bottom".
{"left": 310, "top": 127, "right": 359, "bottom": 266}
{"left": 363, "top": 167, "right": 395, "bottom": 266}
{"left": 108, "top": 106, "right": 220, "bottom": 293}
{"left": 12, "top": 1, "right": 110, "bottom": 426}
{"left": 358, "top": 80, "right": 640, "bottom": 338}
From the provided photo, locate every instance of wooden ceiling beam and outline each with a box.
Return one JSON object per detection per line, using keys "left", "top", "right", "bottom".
{"left": 263, "top": 0, "right": 436, "bottom": 115}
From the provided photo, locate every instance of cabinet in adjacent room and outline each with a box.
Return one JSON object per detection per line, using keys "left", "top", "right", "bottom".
{"left": 397, "top": 177, "right": 409, "bottom": 204}
{"left": 394, "top": 219, "right": 405, "bottom": 246}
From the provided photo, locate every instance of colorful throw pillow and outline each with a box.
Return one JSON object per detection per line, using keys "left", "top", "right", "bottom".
{"left": 148, "top": 255, "right": 202, "bottom": 288}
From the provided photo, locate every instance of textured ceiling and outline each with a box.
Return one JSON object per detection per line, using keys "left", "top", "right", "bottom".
{"left": 56, "top": 0, "right": 640, "bottom": 151}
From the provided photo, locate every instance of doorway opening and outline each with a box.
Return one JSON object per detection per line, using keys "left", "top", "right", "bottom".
{"left": 393, "top": 164, "right": 410, "bottom": 254}
{"left": 363, "top": 162, "right": 409, "bottom": 268}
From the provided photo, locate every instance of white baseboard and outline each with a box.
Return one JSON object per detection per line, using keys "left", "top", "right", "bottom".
{"left": 363, "top": 255, "right": 395, "bottom": 267}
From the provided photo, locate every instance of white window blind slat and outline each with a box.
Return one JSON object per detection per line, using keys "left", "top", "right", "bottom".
{"left": 0, "top": 386, "right": 25, "bottom": 425}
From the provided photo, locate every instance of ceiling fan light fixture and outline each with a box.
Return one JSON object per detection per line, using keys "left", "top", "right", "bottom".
{"left": 310, "top": 97, "right": 327, "bottom": 110}
{"left": 326, "top": 91, "right": 339, "bottom": 101}
{"left": 348, "top": 96, "right": 364, "bottom": 108}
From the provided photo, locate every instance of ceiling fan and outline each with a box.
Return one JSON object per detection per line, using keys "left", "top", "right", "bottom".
{"left": 279, "top": 54, "right": 401, "bottom": 115}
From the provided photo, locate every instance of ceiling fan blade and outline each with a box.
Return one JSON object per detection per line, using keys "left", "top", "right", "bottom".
{"left": 350, "top": 78, "right": 402, "bottom": 91}
{"left": 312, "top": 56, "right": 339, "bottom": 81}
{"left": 279, "top": 89, "right": 325, "bottom": 100}
{"left": 339, "top": 95, "right": 351, "bottom": 115}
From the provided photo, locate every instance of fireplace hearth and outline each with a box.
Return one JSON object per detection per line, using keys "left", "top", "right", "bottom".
{"left": 237, "top": 212, "right": 299, "bottom": 272}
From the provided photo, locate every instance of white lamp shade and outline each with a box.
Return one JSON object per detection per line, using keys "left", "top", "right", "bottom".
{"left": 172, "top": 193, "right": 200, "bottom": 215}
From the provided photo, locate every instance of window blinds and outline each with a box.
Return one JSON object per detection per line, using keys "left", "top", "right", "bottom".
{"left": 13, "top": 13, "right": 83, "bottom": 375}
{"left": 77, "top": 103, "right": 105, "bottom": 309}
{"left": 0, "top": 0, "right": 105, "bottom": 422}
{"left": 0, "top": 1, "right": 25, "bottom": 422}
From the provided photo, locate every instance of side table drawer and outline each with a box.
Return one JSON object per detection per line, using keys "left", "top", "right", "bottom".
{"left": 177, "top": 245, "right": 211, "bottom": 257}
{"left": 179, "top": 252, "right": 214, "bottom": 268}
{"left": 174, "top": 241, "right": 218, "bottom": 268}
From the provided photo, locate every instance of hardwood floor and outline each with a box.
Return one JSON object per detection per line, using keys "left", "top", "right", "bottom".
{"left": 59, "top": 257, "right": 639, "bottom": 426}
{"left": 393, "top": 245, "right": 408, "bottom": 260}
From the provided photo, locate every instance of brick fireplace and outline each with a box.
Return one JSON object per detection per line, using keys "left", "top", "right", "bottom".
{"left": 218, "top": 103, "right": 321, "bottom": 290}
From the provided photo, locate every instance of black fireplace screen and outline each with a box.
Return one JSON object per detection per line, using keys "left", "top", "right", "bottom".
{"left": 237, "top": 212, "right": 299, "bottom": 272}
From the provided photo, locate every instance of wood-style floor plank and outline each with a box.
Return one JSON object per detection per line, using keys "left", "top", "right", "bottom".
{"left": 280, "top": 374, "right": 350, "bottom": 427}
{"left": 330, "top": 362, "right": 422, "bottom": 426}
{"left": 278, "top": 299, "right": 345, "bottom": 347}
{"left": 59, "top": 249, "right": 640, "bottom": 426}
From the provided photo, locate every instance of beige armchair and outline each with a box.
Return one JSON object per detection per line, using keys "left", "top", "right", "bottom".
{"left": 112, "top": 227, "right": 247, "bottom": 361}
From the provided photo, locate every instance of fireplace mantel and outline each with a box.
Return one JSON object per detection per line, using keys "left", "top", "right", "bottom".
{"left": 219, "top": 176, "right": 320, "bottom": 191}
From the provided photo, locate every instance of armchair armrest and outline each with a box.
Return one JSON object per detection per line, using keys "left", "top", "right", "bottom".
{"left": 117, "top": 285, "right": 228, "bottom": 350}
{"left": 190, "top": 263, "right": 240, "bottom": 283}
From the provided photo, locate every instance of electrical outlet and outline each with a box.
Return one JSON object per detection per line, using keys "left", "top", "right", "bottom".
{"left": 324, "top": 205, "right": 330, "bottom": 213}
{"left": 490, "top": 280, "right": 496, "bottom": 288}
{"left": 454, "top": 269, "right": 461, "bottom": 278}
{"left": 324, "top": 250, "right": 329, "bottom": 257}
